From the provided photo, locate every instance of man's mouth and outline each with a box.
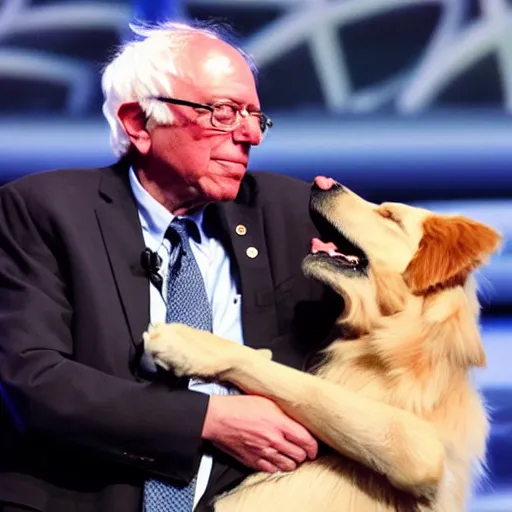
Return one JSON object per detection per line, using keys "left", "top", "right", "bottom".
{"left": 214, "top": 159, "right": 248, "bottom": 167}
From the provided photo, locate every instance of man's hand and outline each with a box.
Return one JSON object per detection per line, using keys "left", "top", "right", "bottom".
{"left": 202, "top": 395, "right": 318, "bottom": 473}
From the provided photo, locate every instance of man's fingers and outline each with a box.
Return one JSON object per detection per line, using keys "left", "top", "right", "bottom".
{"left": 261, "top": 446, "right": 298, "bottom": 472}
{"left": 273, "top": 439, "right": 308, "bottom": 464}
{"left": 270, "top": 453, "right": 298, "bottom": 472}
{"left": 284, "top": 426, "right": 318, "bottom": 460}
{"left": 256, "top": 458, "right": 280, "bottom": 473}
{"left": 219, "top": 443, "right": 291, "bottom": 473}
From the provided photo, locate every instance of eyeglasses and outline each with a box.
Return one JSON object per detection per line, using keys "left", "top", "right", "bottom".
{"left": 147, "top": 96, "right": 273, "bottom": 137}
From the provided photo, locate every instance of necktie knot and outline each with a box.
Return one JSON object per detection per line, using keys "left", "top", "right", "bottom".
{"left": 170, "top": 217, "right": 188, "bottom": 236}
{"left": 165, "top": 218, "right": 200, "bottom": 253}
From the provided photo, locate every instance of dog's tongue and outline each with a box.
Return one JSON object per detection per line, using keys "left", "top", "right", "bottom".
{"left": 311, "top": 237, "right": 360, "bottom": 264}
{"left": 311, "top": 237, "right": 338, "bottom": 254}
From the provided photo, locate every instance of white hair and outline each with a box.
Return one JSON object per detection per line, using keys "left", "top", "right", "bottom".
{"left": 101, "top": 21, "right": 258, "bottom": 158}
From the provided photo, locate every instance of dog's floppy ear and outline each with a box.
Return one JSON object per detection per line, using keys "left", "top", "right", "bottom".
{"left": 403, "top": 215, "right": 501, "bottom": 295}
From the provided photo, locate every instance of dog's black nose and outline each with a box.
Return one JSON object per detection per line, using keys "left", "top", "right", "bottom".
{"left": 311, "top": 176, "right": 343, "bottom": 192}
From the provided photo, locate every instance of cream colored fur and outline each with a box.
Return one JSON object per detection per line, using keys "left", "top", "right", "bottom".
{"left": 145, "top": 185, "right": 501, "bottom": 511}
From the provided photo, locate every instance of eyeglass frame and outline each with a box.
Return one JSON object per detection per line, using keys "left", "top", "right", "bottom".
{"left": 146, "top": 96, "right": 273, "bottom": 136}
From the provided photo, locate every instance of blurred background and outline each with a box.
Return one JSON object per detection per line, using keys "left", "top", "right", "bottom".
{"left": 0, "top": 0, "right": 510, "bottom": 508}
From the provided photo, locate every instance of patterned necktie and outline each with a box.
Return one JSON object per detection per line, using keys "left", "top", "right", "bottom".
{"left": 143, "top": 217, "right": 212, "bottom": 512}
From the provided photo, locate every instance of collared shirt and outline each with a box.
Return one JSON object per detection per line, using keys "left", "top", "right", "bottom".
{"left": 129, "top": 168, "right": 244, "bottom": 509}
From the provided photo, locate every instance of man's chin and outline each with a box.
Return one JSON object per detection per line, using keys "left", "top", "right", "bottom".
{"left": 202, "top": 172, "right": 246, "bottom": 203}
{"left": 213, "top": 181, "right": 243, "bottom": 203}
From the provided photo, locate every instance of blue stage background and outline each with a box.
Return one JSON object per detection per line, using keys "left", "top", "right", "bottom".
{"left": 0, "top": 0, "right": 511, "bottom": 509}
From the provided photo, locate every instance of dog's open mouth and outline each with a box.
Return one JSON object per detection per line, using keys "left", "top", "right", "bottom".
{"left": 309, "top": 210, "right": 368, "bottom": 272}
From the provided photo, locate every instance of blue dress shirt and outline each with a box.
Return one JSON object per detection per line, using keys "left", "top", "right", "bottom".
{"left": 129, "top": 168, "right": 244, "bottom": 509}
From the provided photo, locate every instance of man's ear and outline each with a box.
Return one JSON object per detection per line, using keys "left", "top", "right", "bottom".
{"left": 403, "top": 215, "right": 502, "bottom": 295}
{"left": 117, "top": 102, "right": 152, "bottom": 155}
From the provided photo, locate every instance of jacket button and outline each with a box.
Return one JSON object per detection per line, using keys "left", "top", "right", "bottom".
{"left": 246, "top": 247, "right": 258, "bottom": 258}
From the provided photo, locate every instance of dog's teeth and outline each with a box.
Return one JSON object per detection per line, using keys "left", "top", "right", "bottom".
{"left": 346, "top": 255, "right": 360, "bottom": 264}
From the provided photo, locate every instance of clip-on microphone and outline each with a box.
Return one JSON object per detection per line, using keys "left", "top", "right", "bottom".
{"left": 140, "top": 248, "right": 163, "bottom": 292}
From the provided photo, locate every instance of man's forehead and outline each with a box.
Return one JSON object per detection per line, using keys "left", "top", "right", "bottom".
{"left": 169, "top": 37, "right": 258, "bottom": 103}
{"left": 202, "top": 52, "right": 236, "bottom": 77}
{"left": 179, "top": 40, "right": 249, "bottom": 78}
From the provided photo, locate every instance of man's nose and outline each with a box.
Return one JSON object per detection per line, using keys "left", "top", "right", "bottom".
{"left": 232, "top": 117, "right": 262, "bottom": 146}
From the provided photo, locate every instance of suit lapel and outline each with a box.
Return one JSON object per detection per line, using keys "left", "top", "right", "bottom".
{"left": 213, "top": 176, "right": 279, "bottom": 349}
{"left": 95, "top": 163, "right": 150, "bottom": 348}
{"left": 204, "top": 175, "right": 284, "bottom": 503}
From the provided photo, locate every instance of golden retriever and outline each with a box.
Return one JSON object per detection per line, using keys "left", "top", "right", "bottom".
{"left": 145, "top": 181, "right": 501, "bottom": 511}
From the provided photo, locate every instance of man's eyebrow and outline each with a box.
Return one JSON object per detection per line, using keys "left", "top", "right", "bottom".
{"left": 210, "top": 98, "right": 262, "bottom": 111}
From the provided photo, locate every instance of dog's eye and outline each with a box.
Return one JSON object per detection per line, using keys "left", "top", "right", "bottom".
{"left": 379, "top": 209, "right": 401, "bottom": 225}
{"left": 379, "top": 209, "right": 395, "bottom": 221}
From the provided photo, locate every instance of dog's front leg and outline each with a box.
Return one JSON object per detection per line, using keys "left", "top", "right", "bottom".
{"left": 144, "top": 323, "right": 270, "bottom": 379}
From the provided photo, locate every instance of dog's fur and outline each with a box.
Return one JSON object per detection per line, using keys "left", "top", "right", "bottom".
{"left": 145, "top": 183, "right": 501, "bottom": 511}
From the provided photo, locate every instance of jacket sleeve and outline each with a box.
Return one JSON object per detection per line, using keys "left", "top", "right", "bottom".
{"left": 0, "top": 184, "right": 208, "bottom": 483}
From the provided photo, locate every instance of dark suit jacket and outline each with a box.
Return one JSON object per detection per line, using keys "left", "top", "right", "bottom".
{"left": 0, "top": 161, "right": 340, "bottom": 511}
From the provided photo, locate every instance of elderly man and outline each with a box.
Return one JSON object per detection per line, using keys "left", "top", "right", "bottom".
{"left": 0, "top": 22, "right": 338, "bottom": 512}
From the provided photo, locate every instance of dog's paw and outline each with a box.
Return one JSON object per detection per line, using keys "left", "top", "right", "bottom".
{"left": 144, "top": 323, "right": 199, "bottom": 377}
{"left": 144, "top": 323, "right": 238, "bottom": 378}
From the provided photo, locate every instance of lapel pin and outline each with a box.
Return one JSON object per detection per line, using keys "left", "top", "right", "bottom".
{"left": 235, "top": 224, "right": 247, "bottom": 236}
